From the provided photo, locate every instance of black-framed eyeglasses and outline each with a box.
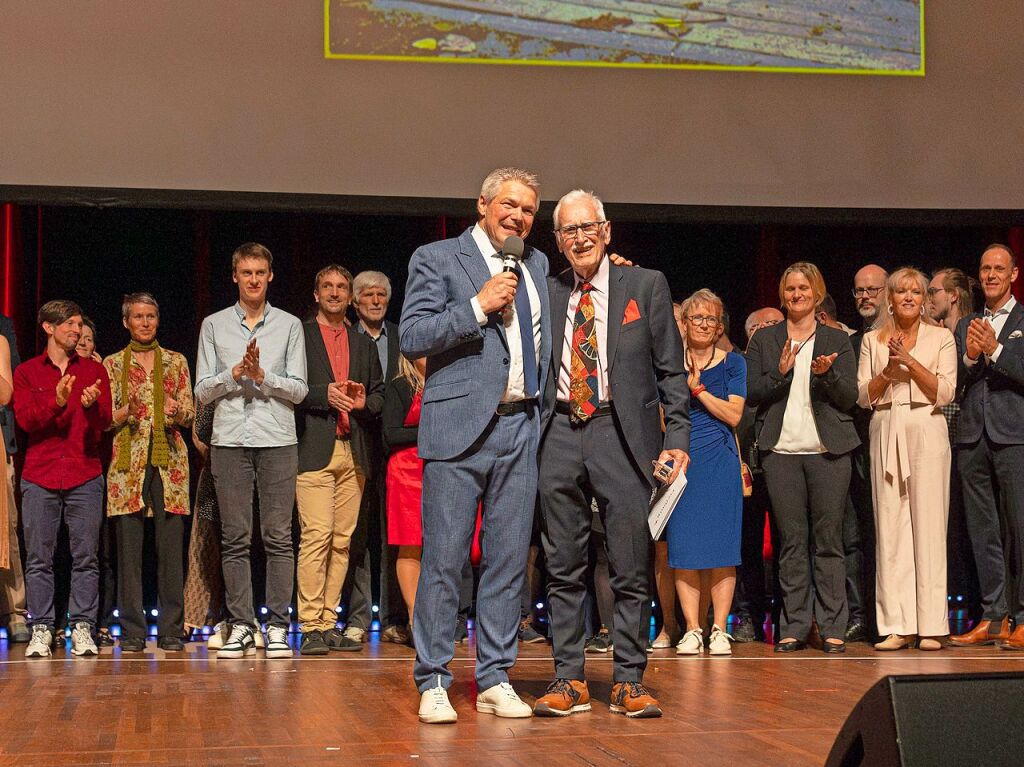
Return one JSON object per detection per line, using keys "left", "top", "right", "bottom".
{"left": 687, "top": 315, "right": 721, "bottom": 328}
{"left": 926, "top": 287, "right": 946, "bottom": 297}
{"left": 555, "top": 221, "right": 606, "bottom": 238}
{"left": 851, "top": 286, "right": 884, "bottom": 298}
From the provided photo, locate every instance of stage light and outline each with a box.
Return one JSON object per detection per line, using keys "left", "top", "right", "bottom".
{"left": 150, "top": 609, "right": 158, "bottom": 617}
{"left": 336, "top": 607, "right": 342, "bottom": 613}
{"left": 260, "top": 607, "right": 268, "bottom": 615}
{"left": 113, "top": 609, "right": 120, "bottom": 618}
{"left": 956, "top": 595, "right": 964, "bottom": 602}
{"left": 287, "top": 607, "right": 293, "bottom": 614}
{"left": 372, "top": 605, "right": 379, "bottom": 613}
{"left": 535, "top": 602, "right": 544, "bottom": 610}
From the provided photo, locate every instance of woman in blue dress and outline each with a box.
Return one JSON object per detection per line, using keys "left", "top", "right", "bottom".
{"left": 667, "top": 289, "right": 747, "bottom": 656}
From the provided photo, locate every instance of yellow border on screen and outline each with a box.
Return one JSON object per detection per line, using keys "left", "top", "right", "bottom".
{"left": 323, "top": 0, "right": 925, "bottom": 76}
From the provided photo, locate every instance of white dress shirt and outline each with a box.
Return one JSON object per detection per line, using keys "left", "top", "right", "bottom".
{"left": 774, "top": 338, "right": 826, "bottom": 454}
{"left": 468, "top": 224, "right": 542, "bottom": 402}
{"left": 556, "top": 256, "right": 611, "bottom": 404}
{"left": 964, "top": 295, "right": 1017, "bottom": 367}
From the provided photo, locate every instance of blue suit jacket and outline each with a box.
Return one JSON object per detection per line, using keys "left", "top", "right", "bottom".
{"left": 955, "top": 302, "right": 1024, "bottom": 445}
{"left": 400, "top": 227, "right": 551, "bottom": 460}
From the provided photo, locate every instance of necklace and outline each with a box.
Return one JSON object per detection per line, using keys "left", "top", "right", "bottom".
{"left": 689, "top": 347, "right": 716, "bottom": 372}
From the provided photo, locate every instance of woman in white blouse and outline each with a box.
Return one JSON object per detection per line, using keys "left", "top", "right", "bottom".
{"left": 857, "top": 267, "right": 957, "bottom": 651}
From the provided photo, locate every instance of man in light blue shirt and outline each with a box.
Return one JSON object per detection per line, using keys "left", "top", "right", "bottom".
{"left": 195, "top": 242, "right": 307, "bottom": 659}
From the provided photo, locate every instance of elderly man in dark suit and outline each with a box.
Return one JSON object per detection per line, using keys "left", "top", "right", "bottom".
{"left": 401, "top": 167, "right": 551, "bottom": 724}
{"left": 533, "top": 189, "right": 690, "bottom": 719}
{"left": 294, "top": 264, "right": 384, "bottom": 656}
{"left": 950, "top": 243, "right": 1024, "bottom": 650}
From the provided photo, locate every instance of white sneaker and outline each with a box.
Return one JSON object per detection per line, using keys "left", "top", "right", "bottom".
{"left": 708, "top": 625, "right": 733, "bottom": 656}
{"left": 217, "top": 623, "right": 256, "bottom": 659}
{"left": 476, "top": 682, "right": 533, "bottom": 718}
{"left": 253, "top": 624, "right": 265, "bottom": 649}
{"left": 70, "top": 622, "right": 98, "bottom": 656}
{"left": 265, "top": 625, "right": 292, "bottom": 658}
{"left": 207, "top": 621, "right": 230, "bottom": 650}
{"left": 676, "top": 628, "right": 703, "bottom": 655}
{"left": 344, "top": 625, "right": 366, "bottom": 643}
{"left": 418, "top": 680, "right": 458, "bottom": 724}
{"left": 25, "top": 625, "right": 52, "bottom": 658}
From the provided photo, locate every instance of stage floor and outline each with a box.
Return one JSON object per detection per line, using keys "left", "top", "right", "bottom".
{"left": 1, "top": 633, "right": 1022, "bottom": 766}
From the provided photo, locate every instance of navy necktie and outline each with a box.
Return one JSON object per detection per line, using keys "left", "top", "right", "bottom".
{"left": 514, "top": 264, "right": 538, "bottom": 398}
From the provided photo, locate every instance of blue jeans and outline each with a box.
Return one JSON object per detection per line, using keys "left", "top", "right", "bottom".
{"left": 21, "top": 476, "right": 104, "bottom": 628}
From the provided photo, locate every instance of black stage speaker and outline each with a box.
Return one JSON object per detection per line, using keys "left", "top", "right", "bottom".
{"left": 825, "top": 672, "right": 1024, "bottom": 767}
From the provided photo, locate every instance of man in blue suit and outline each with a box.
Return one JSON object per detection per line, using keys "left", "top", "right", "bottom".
{"left": 400, "top": 167, "right": 551, "bottom": 723}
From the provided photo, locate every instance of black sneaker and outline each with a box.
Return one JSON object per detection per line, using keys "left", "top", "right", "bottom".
{"left": 158, "top": 636, "right": 184, "bottom": 652}
{"left": 95, "top": 629, "right": 116, "bottom": 647}
{"left": 323, "top": 627, "right": 362, "bottom": 652}
{"left": 732, "top": 620, "right": 757, "bottom": 643}
{"left": 454, "top": 615, "right": 469, "bottom": 644}
{"left": 300, "top": 630, "right": 329, "bottom": 656}
{"left": 585, "top": 629, "right": 612, "bottom": 653}
{"left": 518, "top": 617, "right": 545, "bottom": 644}
{"left": 120, "top": 636, "right": 147, "bottom": 653}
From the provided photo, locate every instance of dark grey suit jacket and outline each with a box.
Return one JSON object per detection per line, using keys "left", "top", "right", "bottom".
{"left": 541, "top": 262, "right": 690, "bottom": 489}
{"left": 955, "top": 301, "right": 1024, "bottom": 445}
{"left": 296, "top": 320, "right": 384, "bottom": 476}
{"left": 745, "top": 321, "right": 860, "bottom": 456}
{"left": 0, "top": 313, "right": 20, "bottom": 455}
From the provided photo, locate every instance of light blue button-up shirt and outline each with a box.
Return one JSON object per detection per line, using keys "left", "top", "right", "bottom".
{"left": 194, "top": 302, "right": 308, "bottom": 447}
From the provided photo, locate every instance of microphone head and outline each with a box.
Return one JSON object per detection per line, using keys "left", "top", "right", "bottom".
{"left": 502, "top": 235, "right": 525, "bottom": 260}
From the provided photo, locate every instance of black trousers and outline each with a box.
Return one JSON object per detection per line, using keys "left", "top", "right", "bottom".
{"left": 539, "top": 412, "right": 651, "bottom": 682}
{"left": 116, "top": 469, "right": 184, "bottom": 639}
{"left": 843, "top": 444, "right": 876, "bottom": 631}
{"left": 763, "top": 451, "right": 851, "bottom": 641}
{"left": 958, "top": 435, "right": 1024, "bottom": 623}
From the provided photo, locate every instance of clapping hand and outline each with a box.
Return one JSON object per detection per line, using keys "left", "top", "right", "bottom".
{"left": 55, "top": 374, "right": 76, "bottom": 407}
{"left": 886, "top": 333, "right": 915, "bottom": 370}
{"left": 686, "top": 351, "right": 701, "bottom": 390}
{"left": 232, "top": 339, "right": 264, "bottom": 384}
{"left": 810, "top": 353, "right": 838, "bottom": 375}
{"left": 80, "top": 379, "right": 102, "bottom": 409}
{"left": 966, "top": 318, "right": 997, "bottom": 360}
{"left": 778, "top": 338, "right": 797, "bottom": 376}
{"left": 164, "top": 396, "right": 180, "bottom": 421}
{"left": 328, "top": 381, "right": 366, "bottom": 413}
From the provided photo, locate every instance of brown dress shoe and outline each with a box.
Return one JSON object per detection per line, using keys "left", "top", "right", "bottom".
{"left": 533, "top": 679, "right": 591, "bottom": 717}
{"left": 949, "top": 618, "right": 1010, "bottom": 647}
{"left": 609, "top": 682, "right": 662, "bottom": 718}
{"left": 999, "top": 625, "right": 1024, "bottom": 651}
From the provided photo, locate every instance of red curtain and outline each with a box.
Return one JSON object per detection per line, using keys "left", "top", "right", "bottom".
{"left": 1009, "top": 226, "right": 1023, "bottom": 299}
{"left": 1, "top": 203, "right": 21, "bottom": 319}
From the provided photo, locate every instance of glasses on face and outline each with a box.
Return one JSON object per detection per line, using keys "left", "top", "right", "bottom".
{"left": 926, "top": 287, "right": 946, "bottom": 297}
{"left": 851, "top": 286, "right": 884, "bottom": 298}
{"left": 555, "top": 221, "right": 606, "bottom": 238}
{"left": 687, "top": 315, "right": 721, "bottom": 328}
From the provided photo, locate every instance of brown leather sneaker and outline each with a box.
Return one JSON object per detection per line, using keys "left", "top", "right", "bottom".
{"left": 950, "top": 618, "right": 1010, "bottom": 647}
{"left": 999, "top": 625, "right": 1024, "bottom": 651}
{"left": 533, "top": 678, "right": 591, "bottom": 717}
{"left": 609, "top": 682, "right": 662, "bottom": 718}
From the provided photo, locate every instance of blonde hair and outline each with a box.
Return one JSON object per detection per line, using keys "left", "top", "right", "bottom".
{"left": 396, "top": 354, "right": 424, "bottom": 394}
{"left": 877, "top": 267, "right": 929, "bottom": 342}
{"left": 679, "top": 288, "right": 724, "bottom": 320}
{"left": 778, "top": 262, "right": 826, "bottom": 310}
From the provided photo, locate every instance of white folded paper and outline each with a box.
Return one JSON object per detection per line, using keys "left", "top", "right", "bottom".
{"left": 648, "top": 470, "right": 687, "bottom": 539}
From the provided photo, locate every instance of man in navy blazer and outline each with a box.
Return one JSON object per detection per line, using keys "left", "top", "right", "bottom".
{"left": 533, "top": 190, "right": 690, "bottom": 719}
{"left": 400, "top": 167, "right": 551, "bottom": 723}
{"left": 950, "top": 243, "right": 1024, "bottom": 650}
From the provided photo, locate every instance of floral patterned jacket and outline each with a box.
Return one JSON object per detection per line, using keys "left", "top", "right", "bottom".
{"left": 103, "top": 347, "right": 195, "bottom": 517}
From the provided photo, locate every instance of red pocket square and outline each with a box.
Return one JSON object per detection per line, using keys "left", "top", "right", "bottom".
{"left": 623, "top": 299, "right": 641, "bottom": 325}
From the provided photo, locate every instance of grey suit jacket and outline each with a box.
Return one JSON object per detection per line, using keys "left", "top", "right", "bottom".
{"left": 295, "top": 320, "right": 384, "bottom": 476}
{"left": 399, "top": 227, "right": 551, "bottom": 461}
{"left": 955, "top": 302, "right": 1024, "bottom": 445}
{"left": 541, "top": 263, "right": 690, "bottom": 488}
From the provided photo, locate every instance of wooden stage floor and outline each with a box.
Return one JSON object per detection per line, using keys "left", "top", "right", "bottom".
{"left": 1, "top": 632, "right": 1022, "bottom": 766}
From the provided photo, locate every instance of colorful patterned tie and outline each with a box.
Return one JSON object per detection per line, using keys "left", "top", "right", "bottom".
{"left": 569, "top": 282, "right": 601, "bottom": 424}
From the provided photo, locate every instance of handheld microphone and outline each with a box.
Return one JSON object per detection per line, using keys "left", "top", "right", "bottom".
{"left": 500, "top": 235, "right": 525, "bottom": 273}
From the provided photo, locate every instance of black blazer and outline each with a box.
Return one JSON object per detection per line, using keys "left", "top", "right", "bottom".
{"left": 745, "top": 321, "right": 859, "bottom": 456}
{"left": 296, "top": 320, "right": 384, "bottom": 476}
{"left": 955, "top": 301, "right": 1024, "bottom": 445}
{"left": 0, "top": 313, "right": 20, "bottom": 455}
{"left": 382, "top": 375, "right": 418, "bottom": 454}
{"left": 541, "top": 263, "right": 690, "bottom": 488}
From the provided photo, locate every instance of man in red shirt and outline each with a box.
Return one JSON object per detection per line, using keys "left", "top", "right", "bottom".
{"left": 13, "top": 300, "right": 112, "bottom": 658}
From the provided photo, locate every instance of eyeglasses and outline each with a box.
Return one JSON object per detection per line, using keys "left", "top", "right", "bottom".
{"left": 555, "top": 221, "right": 606, "bottom": 238}
{"left": 687, "top": 315, "right": 721, "bottom": 328}
{"left": 851, "top": 286, "right": 884, "bottom": 298}
{"left": 926, "top": 287, "right": 946, "bottom": 297}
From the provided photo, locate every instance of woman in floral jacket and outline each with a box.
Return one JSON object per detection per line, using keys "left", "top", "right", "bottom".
{"left": 104, "top": 292, "right": 194, "bottom": 652}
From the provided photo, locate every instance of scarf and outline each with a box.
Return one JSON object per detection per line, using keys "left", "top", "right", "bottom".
{"left": 115, "top": 340, "right": 168, "bottom": 472}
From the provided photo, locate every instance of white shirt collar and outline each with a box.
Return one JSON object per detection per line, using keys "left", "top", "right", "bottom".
{"left": 572, "top": 255, "right": 610, "bottom": 294}
{"left": 986, "top": 295, "right": 1017, "bottom": 317}
{"left": 471, "top": 223, "right": 499, "bottom": 259}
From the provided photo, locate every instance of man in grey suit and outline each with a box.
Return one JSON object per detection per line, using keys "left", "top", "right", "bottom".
{"left": 950, "top": 243, "right": 1024, "bottom": 649}
{"left": 533, "top": 190, "right": 690, "bottom": 719}
{"left": 400, "top": 167, "right": 551, "bottom": 723}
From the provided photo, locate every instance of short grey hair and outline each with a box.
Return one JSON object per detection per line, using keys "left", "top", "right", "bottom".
{"left": 352, "top": 270, "right": 392, "bottom": 302}
{"left": 679, "top": 288, "right": 724, "bottom": 320}
{"left": 479, "top": 167, "right": 540, "bottom": 203}
{"left": 122, "top": 292, "right": 160, "bottom": 321}
{"left": 553, "top": 189, "right": 606, "bottom": 231}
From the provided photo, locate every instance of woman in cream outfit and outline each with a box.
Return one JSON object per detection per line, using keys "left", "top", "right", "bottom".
{"left": 857, "top": 267, "right": 957, "bottom": 651}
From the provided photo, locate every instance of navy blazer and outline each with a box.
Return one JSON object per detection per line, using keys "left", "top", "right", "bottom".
{"left": 745, "top": 321, "right": 860, "bottom": 456}
{"left": 400, "top": 227, "right": 551, "bottom": 461}
{"left": 954, "top": 301, "right": 1024, "bottom": 445}
{"left": 541, "top": 262, "right": 690, "bottom": 489}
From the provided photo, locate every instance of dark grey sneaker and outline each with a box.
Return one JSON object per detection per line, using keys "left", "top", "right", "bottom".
{"left": 9, "top": 623, "right": 32, "bottom": 643}
{"left": 732, "top": 620, "right": 758, "bottom": 643}
{"left": 120, "top": 636, "right": 147, "bottom": 653}
{"left": 158, "top": 636, "right": 184, "bottom": 652}
{"left": 584, "top": 629, "right": 612, "bottom": 653}
{"left": 323, "top": 627, "right": 362, "bottom": 652}
{"left": 518, "top": 617, "right": 545, "bottom": 644}
{"left": 454, "top": 615, "right": 469, "bottom": 644}
{"left": 300, "top": 630, "right": 329, "bottom": 656}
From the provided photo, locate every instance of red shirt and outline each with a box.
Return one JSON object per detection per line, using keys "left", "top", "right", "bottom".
{"left": 318, "top": 323, "right": 351, "bottom": 437}
{"left": 13, "top": 351, "right": 113, "bottom": 490}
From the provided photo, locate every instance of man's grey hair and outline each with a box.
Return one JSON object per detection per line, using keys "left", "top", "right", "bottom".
{"left": 479, "top": 167, "right": 540, "bottom": 203}
{"left": 553, "top": 189, "right": 606, "bottom": 231}
{"left": 352, "top": 271, "right": 392, "bottom": 302}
